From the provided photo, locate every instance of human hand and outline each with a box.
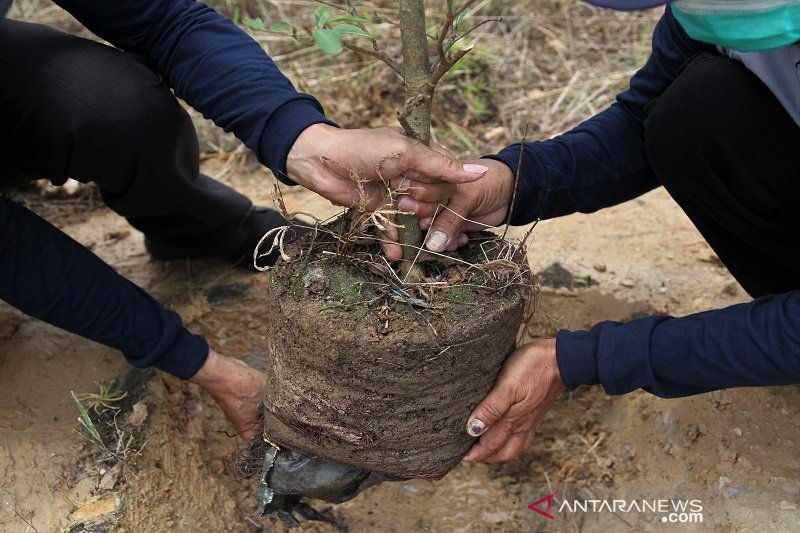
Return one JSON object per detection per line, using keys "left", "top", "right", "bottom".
{"left": 463, "top": 339, "right": 565, "bottom": 463}
{"left": 188, "top": 349, "right": 264, "bottom": 441}
{"left": 286, "top": 124, "right": 488, "bottom": 211}
{"left": 379, "top": 158, "right": 515, "bottom": 259}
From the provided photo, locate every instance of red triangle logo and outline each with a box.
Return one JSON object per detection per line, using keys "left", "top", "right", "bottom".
{"left": 528, "top": 493, "right": 555, "bottom": 520}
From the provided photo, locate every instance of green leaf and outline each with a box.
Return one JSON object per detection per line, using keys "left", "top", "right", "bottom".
{"left": 333, "top": 23, "right": 371, "bottom": 38}
{"left": 270, "top": 21, "right": 294, "bottom": 32}
{"left": 242, "top": 18, "right": 265, "bottom": 30}
{"left": 314, "top": 28, "right": 343, "bottom": 55}
{"left": 330, "top": 15, "right": 370, "bottom": 24}
{"left": 455, "top": 8, "right": 468, "bottom": 26}
{"left": 71, "top": 391, "right": 105, "bottom": 447}
{"left": 314, "top": 6, "right": 332, "bottom": 29}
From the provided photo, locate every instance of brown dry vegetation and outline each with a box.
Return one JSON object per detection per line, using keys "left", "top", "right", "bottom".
{"left": 3, "top": 2, "right": 800, "bottom": 533}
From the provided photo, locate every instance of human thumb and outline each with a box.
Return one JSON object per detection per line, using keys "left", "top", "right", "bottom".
{"left": 424, "top": 195, "right": 473, "bottom": 252}
{"left": 465, "top": 387, "right": 513, "bottom": 437}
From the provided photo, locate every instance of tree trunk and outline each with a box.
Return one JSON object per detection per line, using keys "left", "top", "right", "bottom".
{"left": 397, "top": 0, "right": 433, "bottom": 280}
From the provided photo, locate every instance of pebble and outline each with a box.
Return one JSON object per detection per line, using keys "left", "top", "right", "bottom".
{"left": 779, "top": 501, "right": 797, "bottom": 511}
{"left": 732, "top": 427, "right": 743, "bottom": 437}
{"left": 620, "top": 279, "right": 635, "bottom": 288}
{"left": 70, "top": 493, "right": 121, "bottom": 521}
{"left": 129, "top": 401, "right": 148, "bottom": 427}
{"left": 593, "top": 263, "right": 607, "bottom": 273}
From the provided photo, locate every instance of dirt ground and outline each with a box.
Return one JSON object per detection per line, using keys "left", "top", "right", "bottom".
{"left": 2, "top": 159, "right": 800, "bottom": 532}
{"left": 3, "top": 1, "right": 800, "bottom": 532}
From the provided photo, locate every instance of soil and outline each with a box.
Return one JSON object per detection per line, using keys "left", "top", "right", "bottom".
{"left": 2, "top": 160, "right": 799, "bottom": 533}
{"left": 261, "top": 231, "right": 529, "bottom": 478}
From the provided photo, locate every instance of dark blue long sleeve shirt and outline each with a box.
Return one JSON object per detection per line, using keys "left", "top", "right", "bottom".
{"left": 489, "top": 7, "right": 800, "bottom": 398}
{"left": 0, "top": 0, "right": 330, "bottom": 377}
{"left": 3, "top": 0, "right": 798, "bottom": 395}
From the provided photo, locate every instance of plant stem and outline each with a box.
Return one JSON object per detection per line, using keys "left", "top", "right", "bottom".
{"left": 397, "top": 0, "right": 433, "bottom": 280}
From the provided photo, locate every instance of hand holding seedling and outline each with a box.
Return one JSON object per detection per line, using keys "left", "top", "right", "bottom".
{"left": 463, "top": 339, "right": 565, "bottom": 463}
{"left": 379, "top": 158, "right": 515, "bottom": 258}
{"left": 286, "top": 123, "right": 487, "bottom": 214}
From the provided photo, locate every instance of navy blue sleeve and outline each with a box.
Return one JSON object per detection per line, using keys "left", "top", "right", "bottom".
{"left": 556, "top": 291, "right": 800, "bottom": 397}
{"left": 488, "top": 7, "right": 712, "bottom": 224}
{"left": 52, "top": 0, "right": 336, "bottom": 184}
{"left": 0, "top": 197, "right": 208, "bottom": 379}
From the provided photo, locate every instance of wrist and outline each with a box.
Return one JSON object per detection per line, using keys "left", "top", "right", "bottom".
{"left": 285, "top": 123, "right": 339, "bottom": 189}
{"left": 188, "top": 349, "right": 222, "bottom": 388}
{"left": 482, "top": 158, "right": 515, "bottom": 205}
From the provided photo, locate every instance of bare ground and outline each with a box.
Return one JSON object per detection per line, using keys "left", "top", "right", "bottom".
{"left": 3, "top": 1, "right": 800, "bottom": 531}
{"left": 2, "top": 163, "right": 799, "bottom": 532}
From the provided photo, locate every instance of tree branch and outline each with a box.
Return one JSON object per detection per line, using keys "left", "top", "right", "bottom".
{"left": 343, "top": 41, "right": 404, "bottom": 77}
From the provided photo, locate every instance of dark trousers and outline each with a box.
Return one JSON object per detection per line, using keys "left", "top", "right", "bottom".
{"left": 0, "top": 19, "right": 251, "bottom": 245}
{"left": 645, "top": 53, "right": 800, "bottom": 298}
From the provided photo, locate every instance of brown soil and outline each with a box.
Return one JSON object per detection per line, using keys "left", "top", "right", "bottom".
{"left": 3, "top": 3, "right": 799, "bottom": 531}
{"left": 261, "top": 231, "right": 530, "bottom": 478}
{"left": 3, "top": 165, "right": 799, "bottom": 533}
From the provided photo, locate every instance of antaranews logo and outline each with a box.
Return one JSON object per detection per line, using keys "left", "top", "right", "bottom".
{"left": 528, "top": 494, "right": 704, "bottom": 524}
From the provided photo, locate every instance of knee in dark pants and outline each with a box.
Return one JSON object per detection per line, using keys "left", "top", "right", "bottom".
{"left": 52, "top": 53, "right": 199, "bottom": 195}
{"left": 0, "top": 22, "right": 199, "bottom": 193}
{"left": 643, "top": 53, "right": 800, "bottom": 296}
{"left": 644, "top": 55, "right": 759, "bottom": 196}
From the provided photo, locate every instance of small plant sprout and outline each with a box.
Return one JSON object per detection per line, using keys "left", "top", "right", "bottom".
{"left": 75, "top": 382, "right": 127, "bottom": 414}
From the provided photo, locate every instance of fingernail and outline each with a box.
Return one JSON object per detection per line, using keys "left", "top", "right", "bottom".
{"left": 466, "top": 418, "right": 486, "bottom": 437}
{"left": 463, "top": 163, "right": 488, "bottom": 175}
{"left": 398, "top": 197, "right": 419, "bottom": 212}
{"left": 426, "top": 230, "right": 449, "bottom": 252}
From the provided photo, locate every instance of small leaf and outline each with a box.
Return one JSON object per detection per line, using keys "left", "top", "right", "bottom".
{"left": 455, "top": 8, "right": 468, "bottom": 26}
{"left": 330, "top": 15, "right": 370, "bottom": 24}
{"left": 333, "top": 23, "right": 371, "bottom": 38}
{"left": 72, "top": 391, "right": 104, "bottom": 447}
{"left": 242, "top": 18, "right": 265, "bottom": 30}
{"left": 270, "top": 21, "right": 293, "bottom": 32}
{"left": 314, "top": 6, "right": 332, "bottom": 29}
{"left": 314, "top": 28, "right": 343, "bottom": 55}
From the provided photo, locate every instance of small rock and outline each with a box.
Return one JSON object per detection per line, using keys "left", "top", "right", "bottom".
{"left": 779, "top": 500, "right": 797, "bottom": 511}
{"left": 303, "top": 267, "right": 330, "bottom": 295}
{"left": 402, "top": 483, "right": 418, "bottom": 494}
{"left": 71, "top": 493, "right": 121, "bottom": 521}
{"left": 732, "top": 427, "right": 743, "bottom": 437}
{"left": 620, "top": 279, "right": 635, "bottom": 288}
{"left": 593, "top": 263, "right": 607, "bottom": 273}
{"left": 129, "top": 401, "right": 148, "bottom": 427}
{"left": 62, "top": 178, "right": 82, "bottom": 196}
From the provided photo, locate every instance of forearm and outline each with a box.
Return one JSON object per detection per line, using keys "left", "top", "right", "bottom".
{"left": 0, "top": 197, "right": 207, "bottom": 379}
{"left": 54, "top": 0, "right": 335, "bottom": 182}
{"left": 485, "top": 103, "right": 658, "bottom": 224}
{"left": 557, "top": 291, "right": 800, "bottom": 398}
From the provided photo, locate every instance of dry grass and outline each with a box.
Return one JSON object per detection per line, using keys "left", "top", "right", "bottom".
{"left": 10, "top": 0, "right": 660, "bottom": 162}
